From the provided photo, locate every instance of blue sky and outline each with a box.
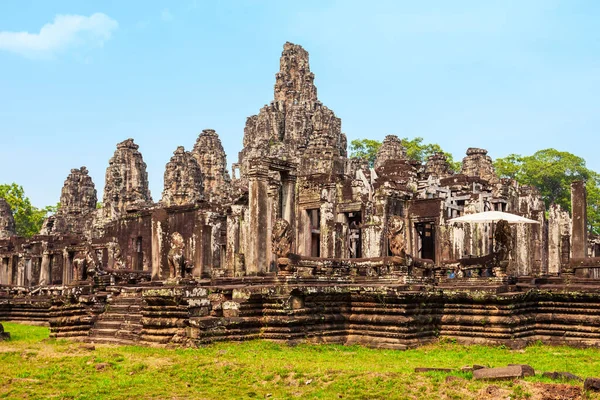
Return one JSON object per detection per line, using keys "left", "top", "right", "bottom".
{"left": 1, "top": 0, "right": 599, "bottom": 208}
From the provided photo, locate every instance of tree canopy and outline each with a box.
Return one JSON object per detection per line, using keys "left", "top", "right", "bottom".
{"left": 0, "top": 183, "right": 55, "bottom": 237}
{"left": 494, "top": 149, "right": 600, "bottom": 235}
{"left": 400, "top": 137, "right": 460, "bottom": 172}
{"left": 349, "top": 137, "right": 460, "bottom": 171}
{"left": 349, "top": 139, "right": 382, "bottom": 167}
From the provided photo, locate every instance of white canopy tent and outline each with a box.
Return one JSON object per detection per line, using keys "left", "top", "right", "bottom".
{"left": 447, "top": 211, "right": 540, "bottom": 225}
{"left": 447, "top": 211, "right": 540, "bottom": 259}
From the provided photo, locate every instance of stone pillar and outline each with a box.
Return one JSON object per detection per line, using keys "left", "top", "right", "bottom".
{"left": 282, "top": 173, "right": 297, "bottom": 253}
{"left": 267, "top": 180, "right": 280, "bottom": 271}
{"left": 225, "top": 208, "right": 241, "bottom": 277}
{"left": 32, "top": 257, "right": 41, "bottom": 285}
{"left": 320, "top": 200, "right": 335, "bottom": 258}
{"left": 40, "top": 251, "right": 50, "bottom": 286}
{"left": 247, "top": 163, "right": 269, "bottom": 274}
{"left": 0, "top": 258, "right": 8, "bottom": 284}
{"left": 571, "top": 180, "right": 588, "bottom": 261}
{"left": 16, "top": 256, "right": 24, "bottom": 286}
{"left": 209, "top": 213, "right": 223, "bottom": 272}
{"left": 62, "top": 249, "right": 71, "bottom": 285}
{"left": 362, "top": 196, "right": 385, "bottom": 258}
{"left": 151, "top": 209, "right": 167, "bottom": 281}
{"left": 548, "top": 204, "right": 571, "bottom": 274}
{"left": 24, "top": 257, "right": 32, "bottom": 287}
{"left": 192, "top": 214, "right": 211, "bottom": 278}
{"left": 7, "top": 256, "right": 14, "bottom": 285}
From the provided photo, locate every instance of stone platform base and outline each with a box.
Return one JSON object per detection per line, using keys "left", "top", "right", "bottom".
{"left": 3, "top": 276, "right": 600, "bottom": 349}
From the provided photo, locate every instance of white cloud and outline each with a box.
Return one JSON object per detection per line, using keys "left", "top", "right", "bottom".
{"left": 161, "top": 8, "right": 174, "bottom": 22}
{"left": 0, "top": 13, "right": 118, "bottom": 59}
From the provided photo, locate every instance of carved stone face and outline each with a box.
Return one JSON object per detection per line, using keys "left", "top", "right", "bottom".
{"left": 387, "top": 216, "right": 406, "bottom": 257}
{"left": 387, "top": 216, "right": 405, "bottom": 236}
{"left": 272, "top": 218, "right": 292, "bottom": 258}
{"left": 170, "top": 232, "right": 185, "bottom": 251}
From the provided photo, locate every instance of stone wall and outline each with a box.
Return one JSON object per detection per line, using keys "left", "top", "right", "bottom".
{"left": 15, "top": 278, "right": 600, "bottom": 349}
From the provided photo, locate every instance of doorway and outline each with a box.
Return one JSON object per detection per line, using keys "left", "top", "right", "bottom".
{"left": 415, "top": 222, "right": 435, "bottom": 262}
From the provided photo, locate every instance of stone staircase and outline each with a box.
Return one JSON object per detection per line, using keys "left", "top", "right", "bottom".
{"left": 89, "top": 287, "right": 144, "bottom": 345}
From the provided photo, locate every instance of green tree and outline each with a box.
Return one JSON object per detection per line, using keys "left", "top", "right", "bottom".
{"left": 350, "top": 137, "right": 460, "bottom": 171}
{"left": 585, "top": 171, "right": 600, "bottom": 235}
{"left": 349, "top": 139, "right": 382, "bottom": 167}
{"left": 0, "top": 183, "right": 52, "bottom": 237}
{"left": 400, "top": 137, "right": 461, "bottom": 172}
{"left": 494, "top": 149, "right": 600, "bottom": 234}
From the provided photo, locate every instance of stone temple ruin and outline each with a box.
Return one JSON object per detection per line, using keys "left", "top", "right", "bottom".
{"left": 2, "top": 42, "right": 600, "bottom": 349}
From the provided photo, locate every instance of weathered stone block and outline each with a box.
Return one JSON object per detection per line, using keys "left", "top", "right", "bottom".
{"left": 584, "top": 378, "right": 600, "bottom": 392}
{"left": 473, "top": 366, "right": 524, "bottom": 380}
{"left": 0, "top": 323, "right": 10, "bottom": 341}
{"left": 414, "top": 367, "right": 453, "bottom": 373}
{"left": 508, "top": 364, "right": 535, "bottom": 377}
{"left": 542, "top": 371, "right": 582, "bottom": 382}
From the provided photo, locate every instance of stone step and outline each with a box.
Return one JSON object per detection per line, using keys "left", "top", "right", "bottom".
{"left": 106, "top": 304, "right": 141, "bottom": 313}
{"left": 87, "top": 336, "right": 138, "bottom": 346}
{"left": 110, "top": 296, "right": 143, "bottom": 304}
{"left": 89, "top": 328, "right": 119, "bottom": 337}
{"left": 93, "top": 320, "right": 122, "bottom": 329}
{"left": 114, "top": 331, "right": 141, "bottom": 340}
{"left": 94, "top": 320, "right": 143, "bottom": 330}
{"left": 90, "top": 328, "right": 142, "bottom": 338}
{"left": 100, "top": 314, "right": 142, "bottom": 322}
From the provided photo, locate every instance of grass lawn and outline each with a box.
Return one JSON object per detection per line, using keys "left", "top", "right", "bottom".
{"left": 1, "top": 322, "right": 600, "bottom": 399}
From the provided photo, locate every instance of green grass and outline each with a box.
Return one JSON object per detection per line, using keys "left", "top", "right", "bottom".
{"left": 1, "top": 322, "right": 600, "bottom": 399}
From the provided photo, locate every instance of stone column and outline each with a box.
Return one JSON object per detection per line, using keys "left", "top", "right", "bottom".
{"left": 62, "top": 249, "right": 71, "bottom": 285}
{"left": 548, "top": 205, "right": 571, "bottom": 274}
{"left": 267, "top": 180, "right": 280, "bottom": 271}
{"left": 16, "top": 256, "right": 24, "bottom": 286}
{"left": 226, "top": 207, "right": 242, "bottom": 277}
{"left": 571, "top": 181, "right": 588, "bottom": 277}
{"left": 7, "top": 256, "right": 14, "bottom": 285}
{"left": 247, "top": 163, "right": 269, "bottom": 274}
{"left": 281, "top": 173, "right": 297, "bottom": 253}
{"left": 151, "top": 208, "right": 168, "bottom": 281}
{"left": 40, "top": 251, "right": 50, "bottom": 286}
{"left": 193, "top": 214, "right": 212, "bottom": 278}
{"left": 25, "top": 257, "right": 32, "bottom": 287}
{"left": 0, "top": 257, "right": 8, "bottom": 285}
{"left": 315, "top": 183, "right": 337, "bottom": 258}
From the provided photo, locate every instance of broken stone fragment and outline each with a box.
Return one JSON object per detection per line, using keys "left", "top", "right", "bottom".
{"left": 508, "top": 364, "right": 535, "bottom": 377}
{"left": 95, "top": 362, "right": 110, "bottom": 371}
{"left": 584, "top": 378, "right": 600, "bottom": 392}
{"left": 0, "top": 323, "right": 10, "bottom": 341}
{"left": 473, "top": 365, "right": 525, "bottom": 380}
{"left": 414, "top": 367, "right": 454, "bottom": 373}
{"left": 542, "top": 371, "right": 582, "bottom": 381}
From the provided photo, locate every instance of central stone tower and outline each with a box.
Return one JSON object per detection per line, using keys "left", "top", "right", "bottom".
{"left": 238, "top": 42, "right": 346, "bottom": 177}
